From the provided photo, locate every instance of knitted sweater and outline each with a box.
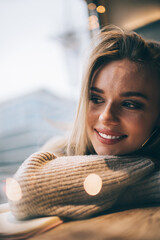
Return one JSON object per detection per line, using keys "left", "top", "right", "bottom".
{"left": 8, "top": 152, "right": 160, "bottom": 220}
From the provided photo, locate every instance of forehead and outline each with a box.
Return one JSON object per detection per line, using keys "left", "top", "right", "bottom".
{"left": 91, "top": 59, "right": 159, "bottom": 95}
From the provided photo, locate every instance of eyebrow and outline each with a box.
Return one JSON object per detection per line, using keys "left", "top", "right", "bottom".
{"left": 120, "top": 92, "right": 148, "bottom": 100}
{"left": 90, "top": 87, "right": 148, "bottom": 100}
{"left": 90, "top": 87, "right": 104, "bottom": 93}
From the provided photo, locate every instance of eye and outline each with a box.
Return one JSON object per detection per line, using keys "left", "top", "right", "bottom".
{"left": 89, "top": 94, "right": 104, "bottom": 104}
{"left": 122, "top": 101, "right": 144, "bottom": 110}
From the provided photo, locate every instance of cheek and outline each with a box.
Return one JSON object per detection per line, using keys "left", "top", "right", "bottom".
{"left": 86, "top": 110, "right": 99, "bottom": 139}
{"left": 126, "top": 114, "right": 144, "bottom": 129}
{"left": 87, "top": 105, "right": 96, "bottom": 125}
{"left": 87, "top": 110, "right": 94, "bottom": 129}
{"left": 124, "top": 112, "right": 156, "bottom": 137}
{"left": 87, "top": 105, "right": 101, "bottom": 128}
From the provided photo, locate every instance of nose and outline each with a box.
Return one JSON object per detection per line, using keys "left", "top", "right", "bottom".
{"left": 99, "top": 103, "right": 119, "bottom": 126}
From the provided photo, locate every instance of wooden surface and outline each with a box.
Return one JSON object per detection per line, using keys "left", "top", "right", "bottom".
{"left": 29, "top": 206, "right": 160, "bottom": 240}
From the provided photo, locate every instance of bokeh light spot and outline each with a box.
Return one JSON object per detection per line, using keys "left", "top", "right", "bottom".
{"left": 5, "top": 178, "right": 22, "bottom": 201}
{"left": 88, "top": 3, "right": 96, "bottom": 11}
{"left": 88, "top": 15, "right": 99, "bottom": 30}
{"left": 83, "top": 174, "right": 102, "bottom": 196}
{"left": 96, "top": 5, "right": 106, "bottom": 13}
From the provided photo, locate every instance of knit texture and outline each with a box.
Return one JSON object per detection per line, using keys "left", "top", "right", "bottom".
{"left": 119, "top": 170, "right": 160, "bottom": 206}
{"left": 8, "top": 152, "right": 155, "bottom": 220}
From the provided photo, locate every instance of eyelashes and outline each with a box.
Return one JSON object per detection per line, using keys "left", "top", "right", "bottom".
{"left": 121, "top": 101, "right": 144, "bottom": 110}
{"left": 89, "top": 93, "right": 144, "bottom": 110}
{"left": 89, "top": 95, "right": 104, "bottom": 104}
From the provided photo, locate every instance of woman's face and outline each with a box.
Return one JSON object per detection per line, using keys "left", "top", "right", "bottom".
{"left": 87, "top": 59, "right": 160, "bottom": 155}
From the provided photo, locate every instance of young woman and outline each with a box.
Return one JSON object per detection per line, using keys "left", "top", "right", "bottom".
{"left": 8, "top": 26, "right": 160, "bottom": 220}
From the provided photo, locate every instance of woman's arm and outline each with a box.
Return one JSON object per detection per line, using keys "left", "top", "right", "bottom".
{"left": 117, "top": 170, "right": 160, "bottom": 206}
{"left": 8, "top": 152, "right": 154, "bottom": 220}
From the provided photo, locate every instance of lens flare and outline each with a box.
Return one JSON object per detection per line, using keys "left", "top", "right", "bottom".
{"left": 5, "top": 178, "right": 22, "bottom": 201}
{"left": 83, "top": 173, "right": 102, "bottom": 196}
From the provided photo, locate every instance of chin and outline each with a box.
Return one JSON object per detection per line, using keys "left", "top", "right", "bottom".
{"left": 95, "top": 147, "right": 126, "bottom": 156}
{"left": 96, "top": 149, "right": 118, "bottom": 156}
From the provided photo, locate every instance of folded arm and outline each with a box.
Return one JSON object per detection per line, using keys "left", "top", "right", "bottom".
{"left": 117, "top": 170, "right": 160, "bottom": 206}
{"left": 8, "top": 152, "right": 154, "bottom": 220}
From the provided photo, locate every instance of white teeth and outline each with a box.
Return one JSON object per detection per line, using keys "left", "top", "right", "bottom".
{"left": 98, "top": 132, "right": 121, "bottom": 139}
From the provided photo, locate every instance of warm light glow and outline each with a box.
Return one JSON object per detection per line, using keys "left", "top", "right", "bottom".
{"left": 88, "top": 15, "right": 99, "bottom": 30}
{"left": 88, "top": 3, "right": 96, "bottom": 11}
{"left": 83, "top": 174, "right": 102, "bottom": 196}
{"left": 5, "top": 178, "right": 22, "bottom": 201}
{"left": 96, "top": 5, "right": 106, "bottom": 14}
{"left": 123, "top": 9, "right": 160, "bottom": 30}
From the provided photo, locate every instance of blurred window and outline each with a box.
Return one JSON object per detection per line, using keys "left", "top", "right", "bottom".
{"left": 0, "top": 0, "right": 90, "bottom": 204}
{"left": 0, "top": 0, "right": 90, "bottom": 102}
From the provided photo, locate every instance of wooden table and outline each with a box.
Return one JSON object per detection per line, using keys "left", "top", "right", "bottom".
{"left": 29, "top": 206, "right": 160, "bottom": 240}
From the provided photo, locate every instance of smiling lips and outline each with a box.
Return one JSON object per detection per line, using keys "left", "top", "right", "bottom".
{"left": 95, "top": 128, "right": 127, "bottom": 145}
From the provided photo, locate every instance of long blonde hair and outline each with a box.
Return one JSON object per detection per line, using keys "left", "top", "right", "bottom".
{"left": 44, "top": 26, "right": 160, "bottom": 157}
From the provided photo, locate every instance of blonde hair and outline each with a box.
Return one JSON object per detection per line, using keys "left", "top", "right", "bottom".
{"left": 46, "top": 26, "right": 160, "bottom": 157}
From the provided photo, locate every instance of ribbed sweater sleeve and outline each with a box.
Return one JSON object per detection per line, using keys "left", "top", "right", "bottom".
{"left": 119, "top": 170, "right": 160, "bottom": 205}
{"left": 8, "top": 152, "right": 154, "bottom": 220}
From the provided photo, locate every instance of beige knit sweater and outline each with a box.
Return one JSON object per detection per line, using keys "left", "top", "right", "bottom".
{"left": 8, "top": 152, "right": 160, "bottom": 220}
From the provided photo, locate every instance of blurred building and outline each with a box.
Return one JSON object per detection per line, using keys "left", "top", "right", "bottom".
{"left": 0, "top": 89, "right": 76, "bottom": 165}
{"left": 0, "top": 90, "right": 76, "bottom": 203}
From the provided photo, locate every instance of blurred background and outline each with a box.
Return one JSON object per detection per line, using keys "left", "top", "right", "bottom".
{"left": 0, "top": 0, "right": 160, "bottom": 203}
